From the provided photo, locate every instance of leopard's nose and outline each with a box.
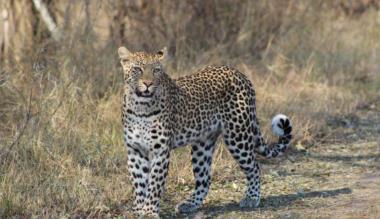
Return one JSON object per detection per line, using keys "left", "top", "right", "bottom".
{"left": 143, "top": 80, "right": 154, "bottom": 87}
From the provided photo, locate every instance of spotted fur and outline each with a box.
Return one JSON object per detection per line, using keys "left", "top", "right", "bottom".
{"left": 118, "top": 47, "right": 292, "bottom": 217}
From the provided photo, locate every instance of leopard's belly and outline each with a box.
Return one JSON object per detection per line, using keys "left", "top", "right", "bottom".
{"left": 172, "top": 114, "right": 222, "bottom": 148}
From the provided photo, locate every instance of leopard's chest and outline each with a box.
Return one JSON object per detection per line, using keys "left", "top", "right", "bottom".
{"left": 123, "top": 113, "right": 161, "bottom": 154}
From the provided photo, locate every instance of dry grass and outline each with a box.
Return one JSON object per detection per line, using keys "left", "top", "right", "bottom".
{"left": 0, "top": 1, "right": 379, "bottom": 218}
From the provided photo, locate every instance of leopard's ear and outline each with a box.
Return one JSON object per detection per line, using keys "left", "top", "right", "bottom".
{"left": 157, "top": 47, "right": 171, "bottom": 66}
{"left": 157, "top": 47, "right": 168, "bottom": 60}
{"left": 118, "top": 46, "right": 131, "bottom": 58}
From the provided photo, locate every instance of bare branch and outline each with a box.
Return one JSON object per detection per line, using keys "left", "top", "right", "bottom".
{"left": 32, "top": 0, "right": 61, "bottom": 41}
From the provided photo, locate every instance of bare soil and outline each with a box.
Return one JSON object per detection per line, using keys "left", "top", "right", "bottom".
{"left": 153, "top": 108, "right": 379, "bottom": 218}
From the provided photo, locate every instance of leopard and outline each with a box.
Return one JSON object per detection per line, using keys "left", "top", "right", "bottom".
{"left": 118, "top": 46, "right": 292, "bottom": 218}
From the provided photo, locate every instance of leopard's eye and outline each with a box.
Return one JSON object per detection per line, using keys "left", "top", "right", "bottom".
{"left": 153, "top": 67, "right": 161, "bottom": 74}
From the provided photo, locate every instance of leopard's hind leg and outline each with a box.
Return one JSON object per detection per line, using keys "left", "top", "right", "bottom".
{"left": 176, "top": 131, "right": 220, "bottom": 214}
{"left": 223, "top": 127, "right": 261, "bottom": 208}
{"left": 221, "top": 83, "right": 262, "bottom": 208}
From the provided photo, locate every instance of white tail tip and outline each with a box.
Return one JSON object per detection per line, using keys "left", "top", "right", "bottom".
{"left": 271, "top": 114, "right": 291, "bottom": 136}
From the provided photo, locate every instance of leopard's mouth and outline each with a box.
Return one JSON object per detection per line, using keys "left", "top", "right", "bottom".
{"left": 135, "top": 89, "right": 154, "bottom": 98}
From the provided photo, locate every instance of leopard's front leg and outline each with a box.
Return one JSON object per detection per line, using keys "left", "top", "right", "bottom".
{"left": 125, "top": 144, "right": 149, "bottom": 212}
{"left": 140, "top": 144, "right": 170, "bottom": 217}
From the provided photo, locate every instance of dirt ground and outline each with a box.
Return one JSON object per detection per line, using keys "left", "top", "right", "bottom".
{"left": 121, "top": 105, "right": 380, "bottom": 219}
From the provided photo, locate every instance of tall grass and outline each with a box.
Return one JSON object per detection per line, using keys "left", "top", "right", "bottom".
{"left": 0, "top": 1, "right": 379, "bottom": 217}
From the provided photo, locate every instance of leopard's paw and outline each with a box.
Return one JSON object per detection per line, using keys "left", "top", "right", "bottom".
{"left": 239, "top": 196, "right": 260, "bottom": 208}
{"left": 175, "top": 200, "right": 200, "bottom": 214}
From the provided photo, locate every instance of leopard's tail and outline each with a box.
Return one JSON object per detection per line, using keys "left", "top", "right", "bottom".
{"left": 255, "top": 114, "right": 292, "bottom": 158}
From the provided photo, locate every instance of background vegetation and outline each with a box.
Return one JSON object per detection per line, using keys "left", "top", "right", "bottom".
{"left": 0, "top": 0, "right": 379, "bottom": 218}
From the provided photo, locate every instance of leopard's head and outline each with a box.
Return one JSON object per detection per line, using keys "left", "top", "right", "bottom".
{"left": 118, "top": 47, "right": 168, "bottom": 98}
